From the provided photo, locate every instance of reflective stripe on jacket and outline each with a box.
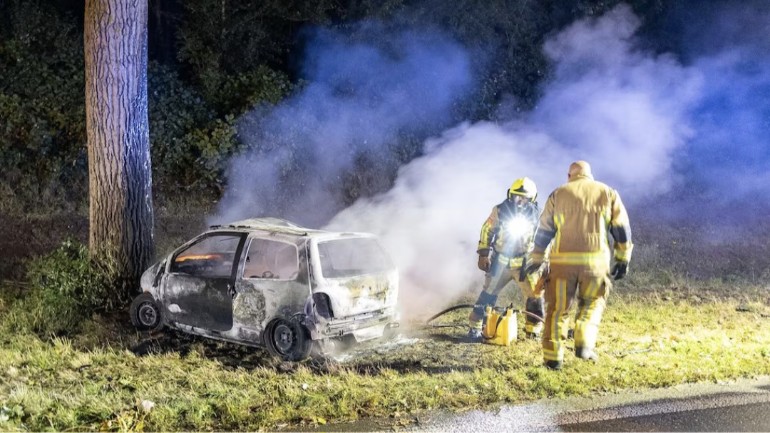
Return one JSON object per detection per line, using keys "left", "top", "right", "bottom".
{"left": 530, "top": 175, "right": 632, "bottom": 267}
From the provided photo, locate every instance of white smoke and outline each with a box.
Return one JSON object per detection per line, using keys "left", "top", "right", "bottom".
{"left": 326, "top": 5, "right": 702, "bottom": 319}
{"left": 215, "top": 2, "right": 770, "bottom": 319}
{"left": 531, "top": 6, "right": 701, "bottom": 198}
{"left": 211, "top": 23, "right": 475, "bottom": 227}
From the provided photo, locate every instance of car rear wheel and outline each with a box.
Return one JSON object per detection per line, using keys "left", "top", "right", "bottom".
{"left": 130, "top": 293, "right": 165, "bottom": 332}
{"left": 265, "top": 318, "right": 311, "bottom": 361}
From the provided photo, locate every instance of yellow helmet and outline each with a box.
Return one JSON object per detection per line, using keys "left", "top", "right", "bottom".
{"left": 508, "top": 177, "right": 537, "bottom": 201}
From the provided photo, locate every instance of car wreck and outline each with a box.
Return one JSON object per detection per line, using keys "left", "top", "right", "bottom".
{"left": 130, "top": 217, "right": 400, "bottom": 360}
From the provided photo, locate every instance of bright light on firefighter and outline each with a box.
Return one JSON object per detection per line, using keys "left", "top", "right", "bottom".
{"left": 505, "top": 216, "right": 533, "bottom": 238}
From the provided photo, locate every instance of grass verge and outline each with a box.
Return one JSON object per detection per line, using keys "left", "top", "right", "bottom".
{"left": 1, "top": 286, "right": 769, "bottom": 431}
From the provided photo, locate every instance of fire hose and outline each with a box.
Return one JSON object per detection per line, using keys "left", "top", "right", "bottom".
{"left": 425, "top": 303, "right": 544, "bottom": 328}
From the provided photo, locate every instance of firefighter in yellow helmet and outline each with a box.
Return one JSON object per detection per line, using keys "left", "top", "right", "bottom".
{"left": 526, "top": 161, "right": 633, "bottom": 370}
{"left": 468, "top": 177, "right": 545, "bottom": 340}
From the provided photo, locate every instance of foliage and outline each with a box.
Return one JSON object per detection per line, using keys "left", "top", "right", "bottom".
{"left": 0, "top": 289, "right": 769, "bottom": 431}
{"left": 204, "top": 65, "right": 293, "bottom": 115}
{"left": 176, "top": 0, "right": 321, "bottom": 114}
{"left": 0, "top": 2, "right": 303, "bottom": 212}
{"left": 0, "top": 0, "right": 680, "bottom": 215}
{"left": 147, "top": 63, "right": 229, "bottom": 196}
{"left": 162, "top": 116, "right": 240, "bottom": 195}
{"left": 0, "top": 0, "right": 87, "bottom": 213}
{"left": 177, "top": 0, "right": 334, "bottom": 74}
{"left": 3, "top": 240, "right": 116, "bottom": 338}
{"left": 148, "top": 62, "right": 285, "bottom": 195}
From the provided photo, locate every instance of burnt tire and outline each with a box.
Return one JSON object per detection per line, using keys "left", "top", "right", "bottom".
{"left": 130, "top": 293, "right": 164, "bottom": 332}
{"left": 265, "top": 318, "right": 312, "bottom": 361}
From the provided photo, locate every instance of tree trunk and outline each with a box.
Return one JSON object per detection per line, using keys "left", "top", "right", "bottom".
{"left": 84, "top": 0, "right": 155, "bottom": 289}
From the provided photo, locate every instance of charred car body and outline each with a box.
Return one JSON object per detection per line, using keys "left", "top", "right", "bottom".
{"left": 130, "top": 217, "right": 399, "bottom": 360}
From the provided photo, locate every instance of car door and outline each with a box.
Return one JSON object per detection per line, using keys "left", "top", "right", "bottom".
{"left": 232, "top": 235, "right": 310, "bottom": 334}
{"left": 163, "top": 232, "right": 246, "bottom": 332}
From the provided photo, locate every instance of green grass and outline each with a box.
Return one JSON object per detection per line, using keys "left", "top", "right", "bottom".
{"left": 1, "top": 284, "right": 770, "bottom": 431}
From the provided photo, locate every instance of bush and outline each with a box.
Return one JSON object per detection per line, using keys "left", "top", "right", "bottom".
{"left": 0, "top": 1, "right": 88, "bottom": 213}
{"left": 153, "top": 114, "right": 240, "bottom": 196}
{"left": 197, "top": 65, "right": 293, "bottom": 116}
{"left": 3, "top": 240, "right": 118, "bottom": 337}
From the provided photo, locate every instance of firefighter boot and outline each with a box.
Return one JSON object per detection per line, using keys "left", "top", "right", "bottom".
{"left": 467, "top": 310, "right": 484, "bottom": 342}
{"left": 467, "top": 328, "right": 483, "bottom": 341}
{"left": 467, "top": 292, "right": 497, "bottom": 342}
{"left": 544, "top": 360, "right": 562, "bottom": 371}
{"left": 575, "top": 347, "right": 598, "bottom": 361}
{"left": 524, "top": 297, "right": 544, "bottom": 339}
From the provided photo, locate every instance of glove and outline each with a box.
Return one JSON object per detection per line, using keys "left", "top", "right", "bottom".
{"left": 524, "top": 261, "right": 541, "bottom": 276}
{"left": 611, "top": 262, "right": 628, "bottom": 280}
{"left": 477, "top": 255, "right": 491, "bottom": 272}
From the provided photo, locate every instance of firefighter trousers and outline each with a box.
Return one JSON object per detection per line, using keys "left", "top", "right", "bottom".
{"left": 542, "top": 265, "right": 612, "bottom": 363}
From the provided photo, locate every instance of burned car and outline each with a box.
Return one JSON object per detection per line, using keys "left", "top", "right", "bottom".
{"left": 130, "top": 217, "right": 399, "bottom": 360}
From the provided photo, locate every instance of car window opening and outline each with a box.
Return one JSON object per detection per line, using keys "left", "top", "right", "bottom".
{"left": 171, "top": 234, "right": 241, "bottom": 278}
{"left": 243, "top": 238, "right": 299, "bottom": 280}
{"left": 318, "top": 237, "right": 393, "bottom": 278}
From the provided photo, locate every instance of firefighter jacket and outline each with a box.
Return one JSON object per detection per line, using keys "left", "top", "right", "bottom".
{"left": 477, "top": 199, "right": 539, "bottom": 265}
{"left": 529, "top": 174, "right": 632, "bottom": 268}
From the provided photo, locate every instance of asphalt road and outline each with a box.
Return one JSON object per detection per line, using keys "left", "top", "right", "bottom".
{"left": 305, "top": 376, "right": 770, "bottom": 432}
{"left": 561, "top": 401, "right": 770, "bottom": 432}
{"left": 415, "top": 376, "right": 770, "bottom": 432}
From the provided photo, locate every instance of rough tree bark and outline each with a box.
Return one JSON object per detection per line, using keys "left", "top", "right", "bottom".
{"left": 84, "top": 0, "right": 154, "bottom": 290}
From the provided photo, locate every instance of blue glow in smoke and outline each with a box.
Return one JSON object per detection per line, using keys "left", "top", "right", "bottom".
{"left": 684, "top": 51, "right": 770, "bottom": 202}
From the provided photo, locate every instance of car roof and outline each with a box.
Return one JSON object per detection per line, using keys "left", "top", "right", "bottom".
{"left": 208, "top": 217, "right": 374, "bottom": 240}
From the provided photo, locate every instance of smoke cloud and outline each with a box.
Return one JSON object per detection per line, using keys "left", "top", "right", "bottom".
{"left": 679, "top": 3, "right": 770, "bottom": 206}
{"left": 328, "top": 4, "right": 701, "bottom": 319}
{"left": 212, "top": 22, "right": 475, "bottom": 227}
{"left": 217, "top": 3, "right": 770, "bottom": 320}
{"left": 638, "top": 0, "right": 770, "bottom": 230}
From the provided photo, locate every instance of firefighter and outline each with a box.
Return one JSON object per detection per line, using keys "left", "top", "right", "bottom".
{"left": 468, "top": 177, "right": 545, "bottom": 340}
{"left": 526, "top": 161, "right": 633, "bottom": 370}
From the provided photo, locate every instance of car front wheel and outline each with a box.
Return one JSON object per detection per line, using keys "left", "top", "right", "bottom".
{"left": 265, "top": 318, "right": 312, "bottom": 361}
{"left": 130, "top": 293, "right": 165, "bottom": 332}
